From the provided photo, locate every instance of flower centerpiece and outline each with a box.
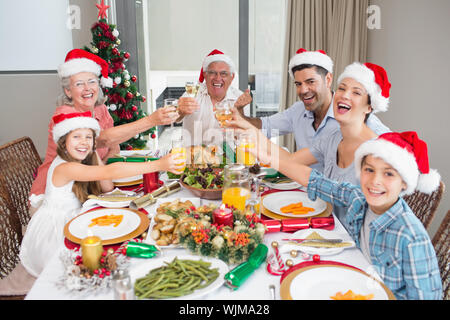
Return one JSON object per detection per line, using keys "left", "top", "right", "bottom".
{"left": 174, "top": 203, "right": 266, "bottom": 264}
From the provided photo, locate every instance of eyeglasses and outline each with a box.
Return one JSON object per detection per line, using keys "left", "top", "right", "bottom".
{"left": 72, "top": 79, "right": 99, "bottom": 89}
{"left": 205, "top": 70, "right": 231, "bottom": 78}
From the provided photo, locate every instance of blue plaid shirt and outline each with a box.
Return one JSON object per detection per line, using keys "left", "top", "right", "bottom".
{"left": 307, "top": 169, "right": 442, "bottom": 300}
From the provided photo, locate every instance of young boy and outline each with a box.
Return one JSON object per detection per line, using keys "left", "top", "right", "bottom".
{"left": 258, "top": 130, "right": 442, "bottom": 299}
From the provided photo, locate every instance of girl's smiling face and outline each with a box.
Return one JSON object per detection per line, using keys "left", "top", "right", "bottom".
{"left": 359, "top": 155, "right": 407, "bottom": 215}
{"left": 65, "top": 128, "right": 94, "bottom": 162}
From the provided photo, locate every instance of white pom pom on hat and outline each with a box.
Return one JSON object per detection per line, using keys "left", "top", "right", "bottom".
{"left": 355, "top": 131, "right": 440, "bottom": 196}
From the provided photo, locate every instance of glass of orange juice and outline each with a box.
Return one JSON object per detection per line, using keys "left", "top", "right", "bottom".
{"left": 222, "top": 164, "right": 251, "bottom": 212}
{"left": 171, "top": 137, "right": 186, "bottom": 174}
{"left": 236, "top": 132, "right": 256, "bottom": 166}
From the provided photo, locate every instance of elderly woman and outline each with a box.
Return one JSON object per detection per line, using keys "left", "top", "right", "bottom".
{"left": 29, "top": 49, "right": 178, "bottom": 209}
{"left": 229, "top": 62, "right": 392, "bottom": 228}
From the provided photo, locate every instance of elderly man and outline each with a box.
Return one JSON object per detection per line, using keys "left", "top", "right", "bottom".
{"left": 233, "top": 48, "right": 390, "bottom": 172}
{"left": 177, "top": 49, "right": 248, "bottom": 146}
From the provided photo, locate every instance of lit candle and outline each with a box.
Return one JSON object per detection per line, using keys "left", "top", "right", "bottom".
{"left": 81, "top": 235, "right": 103, "bottom": 271}
{"left": 213, "top": 204, "right": 234, "bottom": 227}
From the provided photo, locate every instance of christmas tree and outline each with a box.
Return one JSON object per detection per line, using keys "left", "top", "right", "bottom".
{"left": 82, "top": 2, "right": 155, "bottom": 150}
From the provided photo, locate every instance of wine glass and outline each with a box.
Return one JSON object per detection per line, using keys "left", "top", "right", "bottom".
{"left": 185, "top": 81, "right": 199, "bottom": 98}
{"left": 164, "top": 98, "right": 178, "bottom": 129}
{"left": 214, "top": 99, "right": 233, "bottom": 128}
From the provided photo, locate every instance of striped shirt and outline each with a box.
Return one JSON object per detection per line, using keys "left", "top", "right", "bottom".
{"left": 307, "top": 169, "right": 443, "bottom": 300}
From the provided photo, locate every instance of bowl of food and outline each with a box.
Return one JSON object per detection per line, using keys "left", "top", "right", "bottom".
{"left": 179, "top": 165, "right": 223, "bottom": 200}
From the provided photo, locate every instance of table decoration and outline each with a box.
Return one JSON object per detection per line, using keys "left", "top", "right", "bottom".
{"left": 130, "top": 181, "right": 181, "bottom": 208}
{"left": 262, "top": 216, "right": 335, "bottom": 233}
{"left": 81, "top": 235, "right": 104, "bottom": 271}
{"left": 224, "top": 243, "right": 268, "bottom": 290}
{"left": 212, "top": 204, "right": 233, "bottom": 227}
{"left": 57, "top": 246, "right": 129, "bottom": 296}
{"left": 177, "top": 204, "right": 266, "bottom": 264}
{"left": 125, "top": 241, "right": 161, "bottom": 258}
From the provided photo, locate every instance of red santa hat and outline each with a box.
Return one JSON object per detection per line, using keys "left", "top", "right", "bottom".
{"left": 199, "top": 49, "right": 235, "bottom": 83}
{"left": 338, "top": 62, "right": 391, "bottom": 113}
{"left": 288, "top": 48, "right": 334, "bottom": 78}
{"left": 355, "top": 131, "right": 440, "bottom": 196}
{"left": 52, "top": 111, "right": 101, "bottom": 143}
{"left": 57, "top": 49, "right": 113, "bottom": 88}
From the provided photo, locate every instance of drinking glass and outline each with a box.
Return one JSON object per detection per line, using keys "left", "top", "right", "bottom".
{"left": 214, "top": 100, "right": 233, "bottom": 127}
{"left": 164, "top": 98, "right": 178, "bottom": 129}
{"left": 185, "top": 81, "right": 199, "bottom": 97}
{"left": 222, "top": 164, "right": 251, "bottom": 212}
{"left": 171, "top": 136, "right": 186, "bottom": 175}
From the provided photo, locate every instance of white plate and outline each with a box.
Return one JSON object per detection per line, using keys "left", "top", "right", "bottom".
{"left": 112, "top": 174, "right": 143, "bottom": 184}
{"left": 68, "top": 208, "right": 141, "bottom": 240}
{"left": 92, "top": 199, "right": 131, "bottom": 208}
{"left": 130, "top": 254, "right": 228, "bottom": 300}
{"left": 281, "top": 229, "right": 355, "bottom": 256}
{"left": 264, "top": 181, "right": 303, "bottom": 191}
{"left": 145, "top": 197, "right": 201, "bottom": 249}
{"left": 284, "top": 265, "right": 391, "bottom": 300}
{"left": 262, "top": 191, "right": 327, "bottom": 218}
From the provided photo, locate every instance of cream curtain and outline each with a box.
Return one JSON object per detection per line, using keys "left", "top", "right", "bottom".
{"left": 279, "top": 0, "right": 369, "bottom": 151}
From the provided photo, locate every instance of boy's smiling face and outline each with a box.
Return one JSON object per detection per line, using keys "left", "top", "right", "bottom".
{"left": 359, "top": 155, "right": 407, "bottom": 215}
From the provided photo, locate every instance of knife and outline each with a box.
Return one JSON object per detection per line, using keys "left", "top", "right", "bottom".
{"left": 282, "top": 238, "right": 343, "bottom": 244}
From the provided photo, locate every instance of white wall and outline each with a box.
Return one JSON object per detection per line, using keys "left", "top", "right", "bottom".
{"left": 0, "top": 0, "right": 97, "bottom": 157}
{"left": 367, "top": 0, "right": 450, "bottom": 235}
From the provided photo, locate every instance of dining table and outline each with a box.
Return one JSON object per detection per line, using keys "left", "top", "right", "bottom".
{"left": 25, "top": 174, "right": 387, "bottom": 301}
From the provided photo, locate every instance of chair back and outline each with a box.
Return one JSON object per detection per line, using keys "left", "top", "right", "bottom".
{"left": 432, "top": 210, "right": 450, "bottom": 300}
{"left": 0, "top": 174, "right": 23, "bottom": 278}
{"left": 403, "top": 181, "right": 445, "bottom": 229}
{"left": 0, "top": 137, "right": 42, "bottom": 228}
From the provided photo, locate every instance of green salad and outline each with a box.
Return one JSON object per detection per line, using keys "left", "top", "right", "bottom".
{"left": 180, "top": 165, "right": 223, "bottom": 189}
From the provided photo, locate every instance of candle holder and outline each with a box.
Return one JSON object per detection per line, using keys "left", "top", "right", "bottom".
{"left": 213, "top": 204, "right": 233, "bottom": 227}
{"left": 81, "top": 235, "right": 104, "bottom": 271}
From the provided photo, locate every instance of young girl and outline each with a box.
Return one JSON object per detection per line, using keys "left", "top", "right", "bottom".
{"left": 20, "top": 111, "right": 184, "bottom": 277}
{"left": 250, "top": 129, "right": 442, "bottom": 299}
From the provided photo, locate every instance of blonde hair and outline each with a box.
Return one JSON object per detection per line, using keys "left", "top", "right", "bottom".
{"left": 56, "top": 130, "right": 102, "bottom": 202}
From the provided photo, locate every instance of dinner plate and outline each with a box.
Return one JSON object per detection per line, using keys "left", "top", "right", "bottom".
{"left": 264, "top": 180, "right": 303, "bottom": 191}
{"left": 262, "top": 191, "right": 327, "bottom": 218}
{"left": 130, "top": 254, "right": 228, "bottom": 300}
{"left": 281, "top": 229, "right": 355, "bottom": 256}
{"left": 113, "top": 174, "right": 143, "bottom": 186}
{"left": 280, "top": 264, "right": 396, "bottom": 300}
{"left": 64, "top": 208, "right": 149, "bottom": 245}
{"left": 145, "top": 197, "right": 201, "bottom": 249}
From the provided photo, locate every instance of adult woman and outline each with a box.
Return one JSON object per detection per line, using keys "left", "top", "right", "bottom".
{"left": 229, "top": 62, "right": 392, "bottom": 227}
{"left": 29, "top": 49, "right": 178, "bottom": 209}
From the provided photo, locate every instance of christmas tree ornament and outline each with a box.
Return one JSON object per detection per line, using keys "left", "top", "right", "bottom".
{"left": 112, "top": 28, "right": 119, "bottom": 37}
{"left": 92, "top": 46, "right": 98, "bottom": 54}
{"left": 108, "top": 104, "right": 117, "bottom": 111}
{"left": 96, "top": 0, "right": 110, "bottom": 20}
{"left": 114, "top": 76, "right": 121, "bottom": 85}
{"left": 124, "top": 73, "right": 130, "bottom": 80}
{"left": 124, "top": 80, "right": 130, "bottom": 88}
{"left": 116, "top": 39, "right": 121, "bottom": 45}
{"left": 131, "top": 75, "right": 137, "bottom": 82}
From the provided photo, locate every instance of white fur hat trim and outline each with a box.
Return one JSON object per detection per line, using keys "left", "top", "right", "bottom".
{"left": 202, "top": 54, "right": 235, "bottom": 74}
{"left": 338, "top": 62, "right": 389, "bottom": 113}
{"left": 288, "top": 51, "right": 334, "bottom": 78}
{"left": 53, "top": 116, "right": 101, "bottom": 143}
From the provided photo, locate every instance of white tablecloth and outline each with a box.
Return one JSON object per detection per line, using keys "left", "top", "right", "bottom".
{"left": 25, "top": 186, "right": 379, "bottom": 300}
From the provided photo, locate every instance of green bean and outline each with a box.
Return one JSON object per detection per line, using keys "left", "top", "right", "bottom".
{"left": 134, "top": 258, "right": 221, "bottom": 299}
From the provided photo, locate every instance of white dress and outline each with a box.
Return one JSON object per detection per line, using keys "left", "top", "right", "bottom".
{"left": 20, "top": 156, "right": 81, "bottom": 277}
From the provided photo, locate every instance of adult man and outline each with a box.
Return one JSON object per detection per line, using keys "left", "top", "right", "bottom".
{"left": 177, "top": 49, "right": 248, "bottom": 146}
{"left": 234, "top": 48, "right": 390, "bottom": 171}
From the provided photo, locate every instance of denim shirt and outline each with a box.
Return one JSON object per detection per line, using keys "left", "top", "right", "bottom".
{"left": 307, "top": 169, "right": 443, "bottom": 300}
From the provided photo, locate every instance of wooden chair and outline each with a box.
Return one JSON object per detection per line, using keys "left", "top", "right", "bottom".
{"left": 403, "top": 181, "right": 445, "bottom": 229}
{"left": 0, "top": 137, "right": 41, "bottom": 299}
{"left": 0, "top": 137, "right": 42, "bottom": 228}
{"left": 432, "top": 210, "right": 450, "bottom": 300}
